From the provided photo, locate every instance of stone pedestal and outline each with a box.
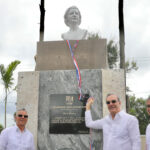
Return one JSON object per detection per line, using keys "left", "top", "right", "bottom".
{"left": 35, "top": 40, "right": 108, "bottom": 70}
{"left": 17, "top": 69, "right": 125, "bottom": 150}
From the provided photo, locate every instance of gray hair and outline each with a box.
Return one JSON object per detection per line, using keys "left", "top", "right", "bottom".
{"left": 16, "top": 108, "right": 27, "bottom": 114}
{"left": 106, "top": 93, "right": 120, "bottom": 101}
{"left": 64, "top": 6, "right": 81, "bottom": 27}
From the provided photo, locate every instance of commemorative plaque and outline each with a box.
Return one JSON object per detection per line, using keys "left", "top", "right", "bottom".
{"left": 49, "top": 94, "right": 89, "bottom": 134}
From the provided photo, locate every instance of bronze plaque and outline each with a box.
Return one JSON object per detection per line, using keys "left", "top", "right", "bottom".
{"left": 49, "top": 94, "right": 89, "bottom": 134}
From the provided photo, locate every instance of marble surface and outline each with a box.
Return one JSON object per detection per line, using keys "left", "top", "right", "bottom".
{"left": 38, "top": 69, "right": 103, "bottom": 150}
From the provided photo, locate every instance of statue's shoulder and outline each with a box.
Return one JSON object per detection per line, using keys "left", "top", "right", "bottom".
{"left": 61, "top": 32, "right": 70, "bottom": 40}
{"left": 81, "top": 29, "right": 88, "bottom": 39}
{"left": 61, "top": 29, "right": 88, "bottom": 40}
{"left": 61, "top": 33, "right": 65, "bottom": 40}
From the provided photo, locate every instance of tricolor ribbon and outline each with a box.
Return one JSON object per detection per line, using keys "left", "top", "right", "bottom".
{"left": 66, "top": 40, "right": 93, "bottom": 150}
{"left": 90, "top": 128, "right": 93, "bottom": 150}
{"left": 66, "top": 40, "right": 82, "bottom": 100}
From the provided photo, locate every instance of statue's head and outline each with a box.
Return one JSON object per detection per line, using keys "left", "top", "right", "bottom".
{"left": 64, "top": 6, "right": 81, "bottom": 27}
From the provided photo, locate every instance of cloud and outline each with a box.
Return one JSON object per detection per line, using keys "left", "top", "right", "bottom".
{"left": 127, "top": 70, "right": 150, "bottom": 98}
{"left": 0, "top": 102, "right": 16, "bottom": 127}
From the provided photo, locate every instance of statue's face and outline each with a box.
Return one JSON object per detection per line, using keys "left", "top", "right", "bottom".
{"left": 67, "top": 8, "right": 80, "bottom": 25}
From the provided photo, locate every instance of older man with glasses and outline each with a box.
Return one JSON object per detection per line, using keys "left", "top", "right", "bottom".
{"left": 0, "top": 108, "right": 35, "bottom": 150}
{"left": 85, "top": 93, "right": 141, "bottom": 150}
{"left": 146, "top": 97, "right": 150, "bottom": 150}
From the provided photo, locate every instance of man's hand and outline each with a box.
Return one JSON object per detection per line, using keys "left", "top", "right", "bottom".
{"left": 86, "top": 97, "right": 94, "bottom": 110}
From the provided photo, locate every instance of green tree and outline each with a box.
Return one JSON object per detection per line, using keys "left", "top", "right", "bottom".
{"left": 0, "top": 60, "right": 20, "bottom": 128}
{"left": 107, "top": 40, "right": 119, "bottom": 69}
{"left": 87, "top": 32, "right": 138, "bottom": 72}
{"left": 0, "top": 124, "right": 4, "bottom": 133}
{"left": 87, "top": 33, "right": 119, "bottom": 69}
{"left": 87, "top": 32, "right": 101, "bottom": 40}
{"left": 128, "top": 95, "right": 150, "bottom": 134}
{"left": 125, "top": 60, "right": 138, "bottom": 73}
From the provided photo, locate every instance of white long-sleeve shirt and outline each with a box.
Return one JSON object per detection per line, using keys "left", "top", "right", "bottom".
{"left": 0, "top": 126, "right": 35, "bottom": 150}
{"left": 146, "top": 124, "right": 150, "bottom": 150}
{"left": 85, "top": 110, "right": 141, "bottom": 150}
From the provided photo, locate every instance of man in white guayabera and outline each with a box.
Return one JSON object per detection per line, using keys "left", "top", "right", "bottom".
{"left": 85, "top": 93, "right": 141, "bottom": 150}
{"left": 0, "top": 108, "right": 35, "bottom": 150}
{"left": 61, "top": 6, "right": 87, "bottom": 40}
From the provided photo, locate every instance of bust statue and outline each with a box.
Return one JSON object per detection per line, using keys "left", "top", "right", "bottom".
{"left": 61, "top": 6, "right": 88, "bottom": 40}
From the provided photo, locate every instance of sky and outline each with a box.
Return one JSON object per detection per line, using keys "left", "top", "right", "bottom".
{"left": 0, "top": 0, "right": 150, "bottom": 127}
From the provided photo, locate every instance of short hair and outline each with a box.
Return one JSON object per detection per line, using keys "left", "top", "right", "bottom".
{"left": 16, "top": 108, "right": 27, "bottom": 114}
{"left": 64, "top": 6, "right": 81, "bottom": 27}
{"left": 106, "top": 93, "right": 120, "bottom": 101}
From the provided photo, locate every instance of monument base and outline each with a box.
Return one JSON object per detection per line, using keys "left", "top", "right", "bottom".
{"left": 17, "top": 69, "right": 125, "bottom": 150}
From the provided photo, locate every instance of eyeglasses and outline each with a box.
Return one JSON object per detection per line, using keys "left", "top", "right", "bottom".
{"left": 147, "top": 105, "right": 150, "bottom": 108}
{"left": 106, "top": 100, "right": 117, "bottom": 105}
{"left": 17, "top": 114, "right": 28, "bottom": 118}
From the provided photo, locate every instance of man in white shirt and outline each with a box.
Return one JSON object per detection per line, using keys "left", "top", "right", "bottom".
{"left": 146, "top": 97, "right": 150, "bottom": 150}
{"left": 85, "top": 93, "right": 141, "bottom": 150}
{"left": 0, "top": 108, "right": 35, "bottom": 150}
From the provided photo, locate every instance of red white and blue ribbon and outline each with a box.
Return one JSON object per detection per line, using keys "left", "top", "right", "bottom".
{"left": 66, "top": 40, "right": 93, "bottom": 150}
{"left": 66, "top": 40, "right": 82, "bottom": 100}
{"left": 90, "top": 128, "right": 93, "bottom": 150}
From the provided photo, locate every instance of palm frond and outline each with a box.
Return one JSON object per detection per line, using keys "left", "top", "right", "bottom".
{"left": 0, "top": 64, "right": 6, "bottom": 79}
{"left": 0, "top": 60, "right": 20, "bottom": 89}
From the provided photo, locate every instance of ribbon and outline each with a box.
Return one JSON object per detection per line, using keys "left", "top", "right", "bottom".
{"left": 66, "top": 40, "right": 93, "bottom": 150}
{"left": 90, "top": 128, "right": 93, "bottom": 150}
{"left": 66, "top": 40, "right": 82, "bottom": 100}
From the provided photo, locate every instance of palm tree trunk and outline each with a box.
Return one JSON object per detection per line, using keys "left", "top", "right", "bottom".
{"left": 4, "top": 89, "right": 7, "bottom": 128}
{"left": 119, "top": 0, "right": 125, "bottom": 69}
{"left": 39, "top": 0, "right": 45, "bottom": 41}
{"left": 118, "top": 0, "right": 128, "bottom": 111}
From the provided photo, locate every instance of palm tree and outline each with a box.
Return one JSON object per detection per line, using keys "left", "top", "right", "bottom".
{"left": 0, "top": 60, "right": 20, "bottom": 128}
